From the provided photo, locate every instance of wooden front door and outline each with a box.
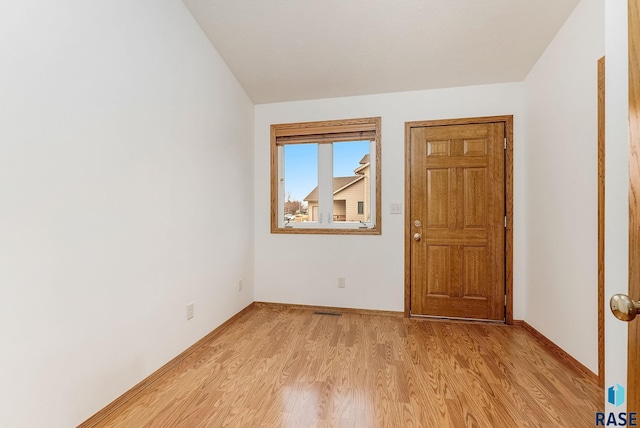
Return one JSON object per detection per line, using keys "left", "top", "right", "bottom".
{"left": 407, "top": 120, "right": 506, "bottom": 320}
{"left": 627, "top": 0, "right": 639, "bottom": 412}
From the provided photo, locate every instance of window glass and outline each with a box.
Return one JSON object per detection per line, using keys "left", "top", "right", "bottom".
{"left": 283, "top": 143, "right": 317, "bottom": 224}
{"left": 332, "top": 141, "right": 370, "bottom": 223}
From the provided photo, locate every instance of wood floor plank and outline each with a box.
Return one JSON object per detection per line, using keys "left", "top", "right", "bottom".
{"left": 90, "top": 305, "right": 601, "bottom": 427}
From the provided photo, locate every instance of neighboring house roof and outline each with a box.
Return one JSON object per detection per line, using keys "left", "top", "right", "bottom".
{"left": 359, "top": 154, "right": 370, "bottom": 164}
{"left": 354, "top": 161, "right": 370, "bottom": 175}
{"left": 304, "top": 176, "right": 364, "bottom": 202}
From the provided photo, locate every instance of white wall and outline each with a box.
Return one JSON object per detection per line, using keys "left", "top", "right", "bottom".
{"left": 523, "top": 0, "right": 604, "bottom": 374}
{"left": 604, "top": 0, "right": 629, "bottom": 413}
{"left": 254, "top": 83, "right": 526, "bottom": 316}
{"left": 0, "top": 1, "right": 254, "bottom": 426}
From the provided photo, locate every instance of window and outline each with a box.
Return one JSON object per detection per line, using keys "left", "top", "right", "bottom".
{"left": 271, "top": 117, "right": 381, "bottom": 234}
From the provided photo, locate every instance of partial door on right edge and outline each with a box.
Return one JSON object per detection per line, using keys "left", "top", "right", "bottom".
{"left": 407, "top": 119, "right": 508, "bottom": 321}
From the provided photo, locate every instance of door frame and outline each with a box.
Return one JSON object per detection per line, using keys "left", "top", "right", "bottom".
{"left": 404, "top": 115, "right": 514, "bottom": 323}
{"left": 597, "top": 56, "right": 605, "bottom": 388}
{"left": 627, "top": 0, "right": 639, "bottom": 410}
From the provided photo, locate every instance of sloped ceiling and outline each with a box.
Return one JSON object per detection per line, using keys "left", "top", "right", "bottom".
{"left": 183, "top": 0, "right": 580, "bottom": 104}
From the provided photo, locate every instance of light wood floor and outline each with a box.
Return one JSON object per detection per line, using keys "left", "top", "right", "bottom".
{"left": 91, "top": 304, "right": 601, "bottom": 427}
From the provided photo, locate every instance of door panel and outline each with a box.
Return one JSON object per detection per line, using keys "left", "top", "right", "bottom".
{"left": 426, "top": 169, "right": 450, "bottom": 227}
{"left": 463, "top": 246, "right": 488, "bottom": 298}
{"left": 409, "top": 122, "right": 505, "bottom": 320}
{"left": 427, "top": 140, "right": 450, "bottom": 157}
{"left": 464, "top": 139, "right": 487, "bottom": 156}
{"left": 463, "top": 168, "right": 487, "bottom": 228}
{"left": 426, "top": 246, "right": 450, "bottom": 296}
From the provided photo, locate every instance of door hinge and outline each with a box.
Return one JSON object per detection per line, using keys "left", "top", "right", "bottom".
{"left": 505, "top": 295, "right": 507, "bottom": 305}
{"left": 504, "top": 216, "right": 507, "bottom": 228}
{"left": 504, "top": 138, "right": 507, "bottom": 150}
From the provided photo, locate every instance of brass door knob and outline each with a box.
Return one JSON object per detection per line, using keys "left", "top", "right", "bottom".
{"left": 413, "top": 233, "right": 421, "bottom": 241}
{"left": 610, "top": 294, "right": 640, "bottom": 321}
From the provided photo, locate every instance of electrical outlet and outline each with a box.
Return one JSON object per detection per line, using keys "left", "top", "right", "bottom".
{"left": 186, "top": 302, "right": 194, "bottom": 320}
{"left": 338, "top": 277, "right": 346, "bottom": 288}
{"left": 238, "top": 279, "right": 243, "bottom": 292}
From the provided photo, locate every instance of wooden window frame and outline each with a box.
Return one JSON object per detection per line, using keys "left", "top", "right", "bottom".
{"left": 270, "top": 117, "right": 382, "bottom": 235}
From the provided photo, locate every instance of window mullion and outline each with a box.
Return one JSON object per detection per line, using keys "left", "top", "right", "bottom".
{"left": 317, "top": 143, "right": 333, "bottom": 225}
{"left": 368, "top": 139, "right": 376, "bottom": 226}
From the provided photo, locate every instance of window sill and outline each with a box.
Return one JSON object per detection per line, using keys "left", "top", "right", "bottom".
{"left": 270, "top": 226, "right": 381, "bottom": 235}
